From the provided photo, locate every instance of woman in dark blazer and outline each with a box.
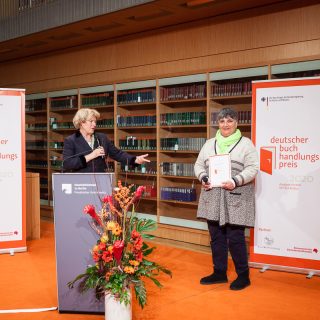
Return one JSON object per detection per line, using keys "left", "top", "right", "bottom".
{"left": 62, "top": 108, "right": 149, "bottom": 172}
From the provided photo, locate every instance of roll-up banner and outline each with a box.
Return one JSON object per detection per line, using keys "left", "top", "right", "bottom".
{"left": 0, "top": 89, "right": 26, "bottom": 254}
{"left": 250, "top": 77, "right": 320, "bottom": 274}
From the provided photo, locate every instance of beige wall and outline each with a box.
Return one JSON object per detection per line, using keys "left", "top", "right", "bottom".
{"left": 1, "top": 3, "right": 320, "bottom": 93}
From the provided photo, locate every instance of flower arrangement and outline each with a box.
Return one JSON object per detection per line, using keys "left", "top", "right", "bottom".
{"left": 67, "top": 181, "right": 172, "bottom": 308}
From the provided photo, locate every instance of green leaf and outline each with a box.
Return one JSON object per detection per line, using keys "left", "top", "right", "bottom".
{"left": 143, "top": 247, "right": 155, "bottom": 256}
{"left": 134, "top": 280, "right": 147, "bottom": 309}
{"left": 146, "top": 276, "right": 163, "bottom": 288}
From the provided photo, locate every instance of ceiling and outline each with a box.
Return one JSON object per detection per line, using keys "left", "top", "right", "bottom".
{"left": 0, "top": 0, "right": 318, "bottom": 63}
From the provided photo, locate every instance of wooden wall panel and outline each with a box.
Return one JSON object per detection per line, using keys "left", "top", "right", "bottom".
{"left": 1, "top": 4, "right": 320, "bottom": 92}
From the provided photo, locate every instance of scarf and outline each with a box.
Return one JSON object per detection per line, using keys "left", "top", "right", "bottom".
{"left": 215, "top": 129, "right": 242, "bottom": 154}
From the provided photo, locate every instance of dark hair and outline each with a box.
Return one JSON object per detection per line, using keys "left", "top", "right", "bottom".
{"left": 216, "top": 108, "right": 238, "bottom": 122}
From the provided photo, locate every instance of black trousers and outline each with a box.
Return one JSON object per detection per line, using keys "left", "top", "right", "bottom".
{"left": 207, "top": 220, "right": 249, "bottom": 275}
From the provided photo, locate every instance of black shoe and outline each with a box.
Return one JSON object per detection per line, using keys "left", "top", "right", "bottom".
{"left": 230, "top": 270, "right": 251, "bottom": 290}
{"left": 200, "top": 272, "right": 228, "bottom": 285}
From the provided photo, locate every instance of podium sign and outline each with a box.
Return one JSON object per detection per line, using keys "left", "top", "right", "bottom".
{"left": 53, "top": 173, "right": 114, "bottom": 313}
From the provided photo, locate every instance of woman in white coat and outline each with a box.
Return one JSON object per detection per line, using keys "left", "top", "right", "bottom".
{"left": 194, "top": 107, "right": 259, "bottom": 290}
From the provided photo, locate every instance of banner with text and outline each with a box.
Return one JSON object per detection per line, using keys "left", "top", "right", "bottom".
{"left": 250, "top": 78, "right": 320, "bottom": 271}
{"left": 0, "top": 89, "right": 26, "bottom": 252}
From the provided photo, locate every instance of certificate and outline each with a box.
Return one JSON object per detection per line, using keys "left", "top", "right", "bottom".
{"left": 209, "top": 154, "right": 231, "bottom": 187}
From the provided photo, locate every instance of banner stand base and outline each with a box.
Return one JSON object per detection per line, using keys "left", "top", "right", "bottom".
{"left": 249, "top": 262, "right": 320, "bottom": 278}
{"left": 0, "top": 247, "right": 27, "bottom": 255}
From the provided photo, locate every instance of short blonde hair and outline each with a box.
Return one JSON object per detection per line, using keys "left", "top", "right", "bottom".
{"left": 73, "top": 108, "right": 100, "bottom": 129}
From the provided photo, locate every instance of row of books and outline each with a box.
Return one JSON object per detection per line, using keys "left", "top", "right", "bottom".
{"left": 26, "top": 123, "right": 47, "bottom": 130}
{"left": 52, "top": 122, "right": 74, "bottom": 129}
{"left": 160, "top": 187, "right": 196, "bottom": 202}
{"left": 211, "top": 110, "right": 252, "bottom": 124}
{"left": 117, "top": 89, "right": 156, "bottom": 105}
{"left": 26, "top": 141, "right": 47, "bottom": 149}
{"left": 160, "top": 83, "right": 206, "bottom": 101}
{"left": 26, "top": 99, "right": 46, "bottom": 112}
{"left": 50, "top": 96, "right": 78, "bottom": 109}
{"left": 120, "top": 161, "right": 157, "bottom": 174}
{"left": 160, "top": 112, "right": 206, "bottom": 126}
{"left": 40, "top": 178, "right": 48, "bottom": 188}
{"left": 117, "top": 114, "right": 156, "bottom": 127}
{"left": 160, "top": 137, "right": 206, "bottom": 151}
{"left": 119, "top": 138, "right": 156, "bottom": 150}
{"left": 97, "top": 119, "right": 114, "bottom": 128}
{"left": 211, "top": 81, "right": 252, "bottom": 97}
{"left": 26, "top": 160, "right": 48, "bottom": 167}
{"left": 82, "top": 93, "right": 114, "bottom": 107}
{"left": 51, "top": 159, "right": 63, "bottom": 169}
{"left": 161, "top": 162, "right": 195, "bottom": 177}
{"left": 49, "top": 141, "right": 64, "bottom": 149}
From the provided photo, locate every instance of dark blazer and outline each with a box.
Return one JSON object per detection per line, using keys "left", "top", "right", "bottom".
{"left": 62, "top": 131, "right": 136, "bottom": 173}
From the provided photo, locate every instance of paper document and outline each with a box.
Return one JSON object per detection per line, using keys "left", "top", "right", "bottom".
{"left": 209, "top": 154, "right": 231, "bottom": 187}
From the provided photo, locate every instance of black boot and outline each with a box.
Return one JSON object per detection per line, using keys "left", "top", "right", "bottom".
{"left": 230, "top": 270, "right": 250, "bottom": 290}
{"left": 200, "top": 270, "right": 228, "bottom": 285}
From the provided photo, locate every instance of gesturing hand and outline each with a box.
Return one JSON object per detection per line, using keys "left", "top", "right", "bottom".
{"left": 135, "top": 154, "right": 150, "bottom": 164}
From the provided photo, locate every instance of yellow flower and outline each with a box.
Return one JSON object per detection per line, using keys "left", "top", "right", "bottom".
{"left": 92, "top": 245, "right": 99, "bottom": 252}
{"left": 112, "top": 226, "right": 122, "bottom": 236}
{"left": 100, "top": 234, "right": 108, "bottom": 243}
{"left": 107, "top": 221, "right": 116, "bottom": 231}
{"left": 129, "top": 260, "right": 140, "bottom": 267}
{"left": 108, "top": 246, "right": 113, "bottom": 253}
{"left": 124, "top": 266, "right": 135, "bottom": 274}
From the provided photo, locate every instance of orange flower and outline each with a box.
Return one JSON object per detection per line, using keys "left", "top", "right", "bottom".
{"left": 112, "top": 226, "right": 122, "bottom": 236}
{"left": 124, "top": 266, "right": 135, "bottom": 274}
{"left": 129, "top": 260, "right": 140, "bottom": 267}
{"left": 92, "top": 245, "right": 99, "bottom": 253}
{"left": 107, "top": 245, "right": 113, "bottom": 253}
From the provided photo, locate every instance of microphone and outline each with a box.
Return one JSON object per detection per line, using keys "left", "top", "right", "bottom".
{"left": 61, "top": 149, "right": 92, "bottom": 172}
{"left": 95, "top": 134, "right": 105, "bottom": 159}
{"left": 201, "top": 176, "right": 209, "bottom": 183}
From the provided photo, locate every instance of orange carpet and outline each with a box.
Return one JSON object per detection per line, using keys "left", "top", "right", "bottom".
{"left": 0, "top": 220, "right": 319, "bottom": 320}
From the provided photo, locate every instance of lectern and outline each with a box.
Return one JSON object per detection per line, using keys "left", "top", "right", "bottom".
{"left": 53, "top": 173, "right": 114, "bottom": 313}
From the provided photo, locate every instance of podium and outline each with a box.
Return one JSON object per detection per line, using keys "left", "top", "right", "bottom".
{"left": 52, "top": 173, "right": 114, "bottom": 313}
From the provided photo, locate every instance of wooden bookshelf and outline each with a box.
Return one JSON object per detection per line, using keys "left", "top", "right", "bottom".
{"left": 25, "top": 58, "right": 320, "bottom": 242}
{"left": 116, "top": 80, "right": 157, "bottom": 217}
{"left": 209, "top": 66, "right": 269, "bottom": 139}
{"left": 25, "top": 93, "right": 49, "bottom": 206}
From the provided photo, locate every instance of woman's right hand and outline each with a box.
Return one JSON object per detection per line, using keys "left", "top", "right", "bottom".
{"left": 85, "top": 146, "right": 105, "bottom": 163}
{"left": 93, "top": 146, "right": 105, "bottom": 159}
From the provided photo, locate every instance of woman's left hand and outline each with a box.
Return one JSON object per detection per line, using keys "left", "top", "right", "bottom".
{"left": 135, "top": 154, "right": 150, "bottom": 164}
{"left": 221, "top": 180, "right": 236, "bottom": 190}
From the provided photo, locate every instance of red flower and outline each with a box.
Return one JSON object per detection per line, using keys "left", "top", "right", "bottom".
{"left": 92, "top": 252, "right": 100, "bottom": 262}
{"left": 131, "top": 229, "right": 140, "bottom": 240}
{"left": 83, "top": 204, "right": 102, "bottom": 226}
{"left": 102, "top": 250, "right": 113, "bottom": 263}
{"left": 134, "top": 236, "right": 143, "bottom": 251}
{"left": 113, "top": 240, "right": 124, "bottom": 264}
{"left": 135, "top": 186, "right": 146, "bottom": 199}
{"left": 102, "top": 195, "right": 113, "bottom": 204}
{"left": 135, "top": 251, "right": 143, "bottom": 262}
{"left": 98, "top": 242, "right": 106, "bottom": 251}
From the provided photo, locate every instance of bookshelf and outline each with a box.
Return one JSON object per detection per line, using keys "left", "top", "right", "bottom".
{"left": 25, "top": 93, "right": 49, "bottom": 206}
{"left": 209, "top": 66, "right": 269, "bottom": 139}
{"left": 79, "top": 84, "right": 115, "bottom": 173}
{"left": 158, "top": 74, "right": 207, "bottom": 230}
{"left": 115, "top": 80, "right": 158, "bottom": 217}
{"left": 48, "top": 89, "right": 79, "bottom": 204}
{"left": 25, "top": 58, "right": 320, "bottom": 244}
